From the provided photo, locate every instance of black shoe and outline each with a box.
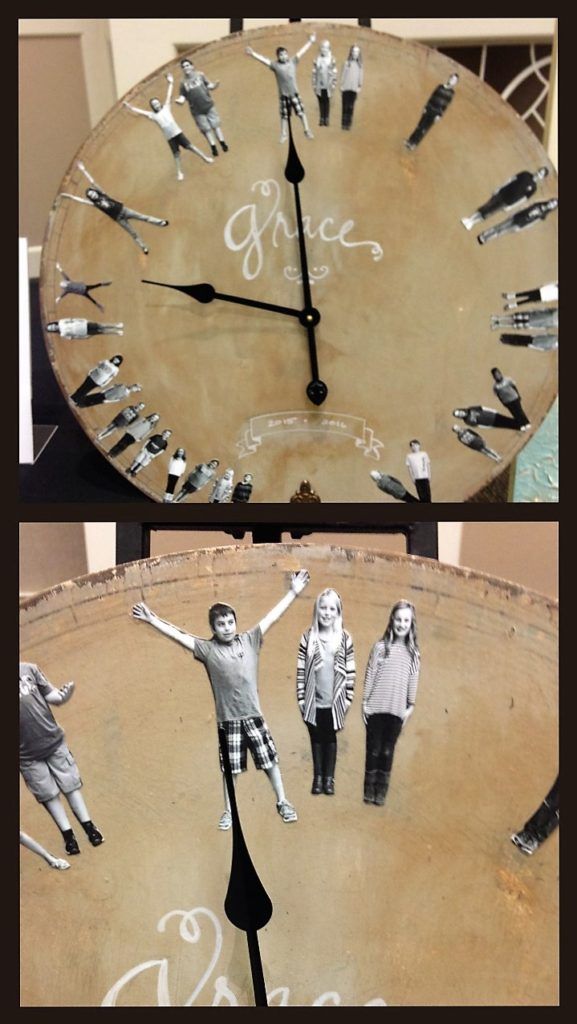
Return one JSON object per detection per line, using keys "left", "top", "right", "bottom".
{"left": 311, "top": 775, "right": 323, "bottom": 795}
{"left": 211, "top": 145, "right": 218, "bottom": 157}
{"left": 220, "top": 140, "right": 229, "bottom": 152}
{"left": 64, "top": 831, "right": 80, "bottom": 855}
{"left": 84, "top": 823, "right": 105, "bottom": 847}
{"left": 323, "top": 777, "right": 335, "bottom": 796}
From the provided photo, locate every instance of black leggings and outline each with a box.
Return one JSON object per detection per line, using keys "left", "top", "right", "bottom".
{"left": 306, "top": 706, "right": 336, "bottom": 746}
{"left": 365, "top": 713, "right": 403, "bottom": 773}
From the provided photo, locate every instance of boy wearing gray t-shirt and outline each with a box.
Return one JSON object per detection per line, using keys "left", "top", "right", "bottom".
{"left": 132, "top": 569, "right": 310, "bottom": 829}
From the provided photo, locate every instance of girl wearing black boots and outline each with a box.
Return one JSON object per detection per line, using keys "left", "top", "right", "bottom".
{"left": 362, "top": 601, "right": 420, "bottom": 807}
{"left": 296, "top": 589, "right": 355, "bottom": 795}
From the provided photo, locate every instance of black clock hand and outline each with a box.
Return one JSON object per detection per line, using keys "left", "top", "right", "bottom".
{"left": 284, "top": 117, "right": 328, "bottom": 406}
{"left": 218, "top": 728, "right": 272, "bottom": 1008}
{"left": 142, "top": 279, "right": 306, "bottom": 320}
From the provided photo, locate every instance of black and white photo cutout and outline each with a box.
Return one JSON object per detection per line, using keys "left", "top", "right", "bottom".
{"left": 163, "top": 447, "right": 187, "bottom": 502}
{"left": 174, "top": 459, "right": 220, "bottom": 502}
{"left": 452, "top": 425, "right": 502, "bottom": 461}
{"left": 296, "top": 588, "right": 355, "bottom": 796}
{"left": 209, "top": 468, "right": 235, "bottom": 503}
{"left": 126, "top": 429, "right": 172, "bottom": 477}
{"left": 45, "top": 318, "right": 124, "bottom": 339}
{"left": 69, "top": 354, "right": 124, "bottom": 405}
{"left": 131, "top": 569, "right": 311, "bottom": 830}
{"left": 231, "top": 473, "right": 254, "bottom": 503}
{"left": 311, "top": 39, "right": 338, "bottom": 127}
{"left": 175, "top": 59, "right": 229, "bottom": 158}
{"left": 246, "top": 33, "right": 316, "bottom": 142}
{"left": 19, "top": 831, "right": 70, "bottom": 872}
{"left": 491, "top": 366, "right": 531, "bottom": 429}
{"left": 452, "top": 406, "right": 522, "bottom": 430}
{"left": 96, "top": 402, "right": 146, "bottom": 440}
{"left": 59, "top": 162, "right": 169, "bottom": 254}
{"left": 108, "top": 413, "right": 161, "bottom": 457}
{"left": 500, "top": 333, "right": 558, "bottom": 351}
{"left": 478, "top": 199, "right": 558, "bottom": 246}
{"left": 405, "top": 439, "right": 432, "bottom": 502}
{"left": 362, "top": 601, "right": 420, "bottom": 807}
{"left": 461, "top": 167, "right": 549, "bottom": 230}
{"left": 502, "top": 281, "right": 558, "bottom": 309}
{"left": 123, "top": 73, "right": 213, "bottom": 180}
{"left": 19, "top": 663, "right": 105, "bottom": 858}
{"left": 369, "top": 471, "right": 419, "bottom": 503}
{"left": 340, "top": 45, "right": 363, "bottom": 130}
{"left": 511, "top": 776, "right": 559, "bottom": 857}
{"left": 55, "top": 263, "right": 112, "bottom": 312}
{"left": 491, "top": 308, "right": 558, "bottom": 331}
{"left": 76, "top": 382, "right": 143, "bottom": 408}
{"left": 404, "top": 73, "right": 458, "bottom": 151}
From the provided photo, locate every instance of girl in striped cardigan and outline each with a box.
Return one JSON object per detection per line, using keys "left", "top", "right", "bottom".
{"left": 362, "top": 601, "right": 420, "bottom": 806}
{"left": 296, "top": 589, "right": 355, "bottom": 795}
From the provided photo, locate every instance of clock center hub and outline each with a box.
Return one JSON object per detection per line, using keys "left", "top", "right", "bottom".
{"left": 299, "top": 307, "right": 321, "bottom": 327}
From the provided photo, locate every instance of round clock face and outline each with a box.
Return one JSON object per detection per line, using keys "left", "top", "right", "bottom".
{"left": 41, "top": 24, "right": 558, "bottom": 502}
{"left": 20, "top": 545, "right": 558, "bottom": 1006}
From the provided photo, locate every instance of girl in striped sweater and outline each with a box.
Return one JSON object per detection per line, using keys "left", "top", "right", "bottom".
{"left": 296, "top": 589, "right": 355, "bottom": 796}
{"left": 362, "top": 601, "right": 420, "bottom": 806}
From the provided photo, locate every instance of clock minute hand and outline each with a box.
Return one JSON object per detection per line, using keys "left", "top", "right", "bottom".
{"left": 284, "top": 118, "right": 328, "bottom": 406}
{"left": 142, "top": 280, "right": 302, "bottom": 319}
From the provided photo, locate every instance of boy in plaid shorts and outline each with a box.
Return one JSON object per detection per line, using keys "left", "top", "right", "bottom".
{"left": 246, "top": 34, "right": 316, "bottom": 142}
{"left": 132, "top": 569, "right": 310, "bottom": 829}
{"left": 19, "top": 663, "right": 104, "bottom": 856}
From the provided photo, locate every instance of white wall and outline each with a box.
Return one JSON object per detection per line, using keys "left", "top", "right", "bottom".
{"left": 108, "top": 18, "right": 556, "bottom": 96}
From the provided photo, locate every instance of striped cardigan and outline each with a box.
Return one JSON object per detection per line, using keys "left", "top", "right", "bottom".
{"left": 296, "top": 628, "right": 355, "bottom": 730}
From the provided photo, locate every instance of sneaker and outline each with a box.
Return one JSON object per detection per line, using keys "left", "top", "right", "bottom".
{"left": 276, "top": 800, "right": 298, "bottom": 823}
{"left": 304, "top": 129, "right": 314, "bottom": 139}
{"left": 85, "top": 823, "right": 105, "bottom": 847}
{"left": 404, "top": 140, "right": 415, "bottom": 151}
{"left": 220, "top": 141, "right": 229, "bottom": 152}
{"left": 143, "top": 247, "right": 149, "bottom": 255}
{"left": 64, "top": 832, "right": 80, "bottom": 856}
{"left": 160, "top": 220, "right": 169, "bottom": 227}
{"left": 511, "top": 829, "right": 539, "bottom": 855}
{"left": 218, "top": 810, "right": 232, "bottom": 831}
{"left": 211, "top": 145, "right": 218, "bottom": 157}
{"left": 520, "top": 423, "right": 532, "bottom": 432}
{"left": 177, "top": 172, "right": 184, "bottom": 182}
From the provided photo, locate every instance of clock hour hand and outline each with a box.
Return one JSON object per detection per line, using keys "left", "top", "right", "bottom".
{"left": 284, "top": 118, "right": 328, "bottom": 406}
{"left": 142, "top": 279, "right": 303, "bottom": 319}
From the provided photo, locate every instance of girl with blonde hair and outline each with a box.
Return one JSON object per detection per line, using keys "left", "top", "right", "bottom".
{"left": 296, "top": 589, "right": 355, "bottom": 795}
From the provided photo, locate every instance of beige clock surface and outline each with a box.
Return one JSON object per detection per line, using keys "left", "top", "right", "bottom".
{"left": 20, "top": 545, "right": 558, "bottom": 1006}
{"left": 41, "top": 24, "right": 558, "bottom": 502}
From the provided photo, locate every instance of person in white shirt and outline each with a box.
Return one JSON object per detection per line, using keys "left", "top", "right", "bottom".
{"left": 123, "top": 73, "right": 213, "bottom": 180}
{"left": 45, "top": 318, "right": 123, "bottom": 339}
{"left": 163, "top": 448, "right": 187, "bottom": 502}
{"left": 405, "top": 440, "right": 431, "bottom": 502}
{"left": 69, "top": 354, "right": 123, "bottom": 404}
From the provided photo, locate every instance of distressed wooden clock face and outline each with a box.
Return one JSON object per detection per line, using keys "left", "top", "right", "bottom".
{"left": 41, "top": 23, "right": 557, "bottom": 502}
{"left": 20, "top": 545, "right": 558, "bottom": 1006}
